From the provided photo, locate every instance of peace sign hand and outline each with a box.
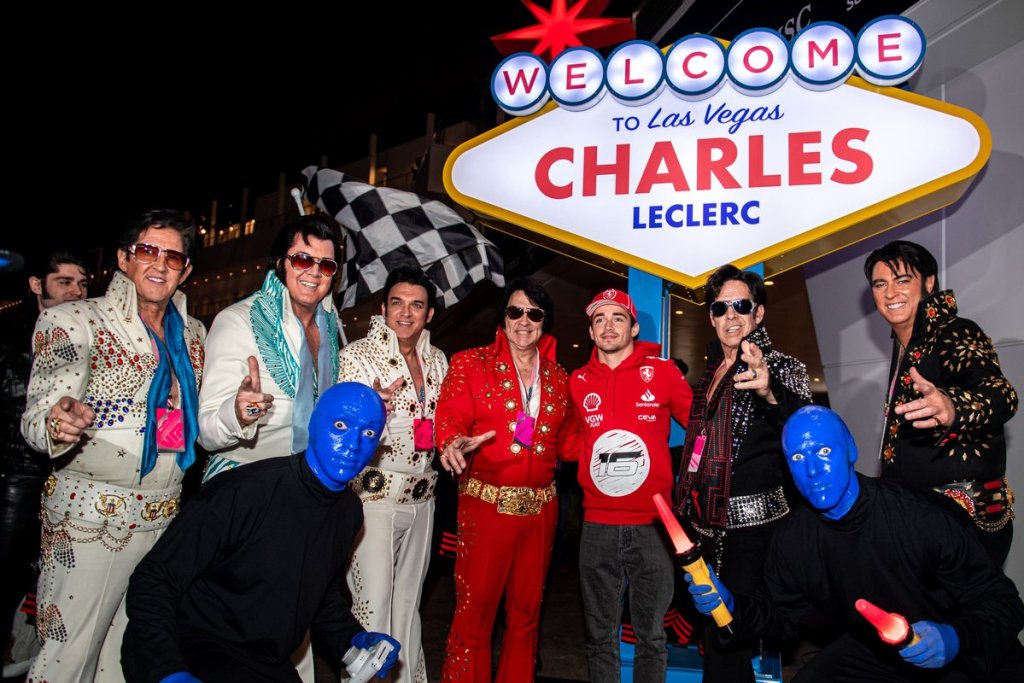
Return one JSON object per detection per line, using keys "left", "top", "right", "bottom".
{"left": 372, "top": 376, "right": 406, "bottom": 414}
{"left": 235, "top": 356, "right": 275, "bottom": 426}
{"left": 894, "top": 366, "right": 955, "bottom": 430}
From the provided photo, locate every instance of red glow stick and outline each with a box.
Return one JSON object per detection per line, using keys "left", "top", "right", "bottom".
{"left": 855, "top": 598, "right": 920, "bottom": 648}
{"left": 652, "top": 493, "right": 732, "bottom": 629}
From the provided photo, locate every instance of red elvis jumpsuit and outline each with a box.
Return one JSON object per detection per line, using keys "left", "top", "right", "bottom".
{"left": 436, "top": 329, "right": 580, "bottom": 682}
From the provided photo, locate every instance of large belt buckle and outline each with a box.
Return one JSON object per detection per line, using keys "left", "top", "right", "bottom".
{"left": 497, "top": 486, "right": 541, "bottom": 516}
{"left": 479, "top": 483, "right": 499, "bottom": 504}
{"left": 411, "top": 476, "right": 433, "bottom": 501}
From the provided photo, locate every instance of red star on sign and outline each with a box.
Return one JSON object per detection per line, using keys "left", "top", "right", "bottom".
{"left": 491, "top": 0, "right": 636, "bottom": 61}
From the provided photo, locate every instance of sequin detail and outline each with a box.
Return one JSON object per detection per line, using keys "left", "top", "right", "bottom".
{"left": 33, "top": 326, "right": 78, "bottom": 368}
{"left": 38, "top": 604, "right": 68, "bottom": 643}
{"left": 40, "top": 527, "right": 75, "bottom": 569}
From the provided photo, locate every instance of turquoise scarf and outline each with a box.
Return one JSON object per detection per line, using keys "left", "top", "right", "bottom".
{"left": 141, "top": 303, "right": 199, "bottom": 480}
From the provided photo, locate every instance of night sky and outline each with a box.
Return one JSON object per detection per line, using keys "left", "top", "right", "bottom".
{"left": 4, "top": 2, "right": 628, "bottom": 285}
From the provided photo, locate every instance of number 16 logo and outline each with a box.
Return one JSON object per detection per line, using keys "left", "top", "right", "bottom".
{"left": 597, "top": 451, "right": 642, "bottom": 477}
{"left": 590, "top": 429, "right": 650, "bottom": 497}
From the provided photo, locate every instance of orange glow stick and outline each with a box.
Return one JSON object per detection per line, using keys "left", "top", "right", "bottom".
{"left": 652, "top": 493, "right": 733, "bottom": 629}
{"left": 855, "top": 598, "right": 920, "bottom": 648}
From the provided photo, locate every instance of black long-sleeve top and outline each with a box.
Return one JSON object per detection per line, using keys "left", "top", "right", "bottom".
{"left": 734, "top": 475, "right": 1024, "bottom": 680}
{"left": 122, "top": 452, "right": 366, "bottom": 683}
{"left": 0, "top": 302, "right": 49, "bottom": 477}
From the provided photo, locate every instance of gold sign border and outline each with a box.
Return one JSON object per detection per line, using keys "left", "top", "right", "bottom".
{"left": 443, "top": 75, "right": 991, "bottom": 292}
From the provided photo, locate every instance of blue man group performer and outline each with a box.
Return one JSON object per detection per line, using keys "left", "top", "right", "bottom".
{"left": 687, "top": 406, "right": 1024, "bottom": 682}
{"left": 121, "top": 382, "right": 401, "bottom": 683}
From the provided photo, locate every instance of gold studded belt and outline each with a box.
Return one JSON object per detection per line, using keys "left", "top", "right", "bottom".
{"left": 459, "top": 477, "right": 556, "bottom": 516}
{"left": 42, "top": 472, "right": 181, "bottom": 532}
{"left": 350, "top": 467, "right": 438, "bottom": 504}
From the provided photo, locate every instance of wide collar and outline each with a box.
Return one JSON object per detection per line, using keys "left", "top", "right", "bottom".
{"left": 365, "top": 314, "right": 439, "bottom": 364}
{"left": 258, "top": 270, "right": 337, "bottom": 326}
{"left": 902, "top": 289, "right": 958, "bottom": 346}
{"left": 250, "top": 271, "right": 339, "bottom": 399}
{"left": 491, "top": 326, "right": 557, "bottom": 365}
{"left": 106, "top": 270, "right": 190, "bottom": 326}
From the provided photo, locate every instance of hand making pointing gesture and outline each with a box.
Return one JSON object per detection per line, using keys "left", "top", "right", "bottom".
{"left": 733, "top": 340, "right": 777, "bottom": 405}
{"left": 439, "top": 431, "right": 496, "bottom": 475}
{"left": 46, "top": 396, "right": 96, "bottom": 445}
{"left": 895, "top": 366, "right": 956, "bottom": 429}
{"left": 235, "top": 355, "right": 275, "bottom": 427}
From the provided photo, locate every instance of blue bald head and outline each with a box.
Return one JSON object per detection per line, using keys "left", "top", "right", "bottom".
{"left": 306, "top": 382, "right": 386, "bottom": 491}
{"left": 782, "top": 406, "right": 860, "bottom": 520}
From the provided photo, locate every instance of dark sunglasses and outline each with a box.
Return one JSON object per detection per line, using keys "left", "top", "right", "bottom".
{"left": 286, "top": 252, "right": 338, "bottom": 277}
{"left": 709, "top": 298, "right": 756, "bottom": 317}
{"left": 129, "top": 243, "right": 190, "bottom": 271}
{"left": 506, "top": 305, "right": 545, "bottom": 322}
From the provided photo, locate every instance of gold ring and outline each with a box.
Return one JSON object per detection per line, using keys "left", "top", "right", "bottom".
{"left": 49, "top": 416, "right": 62, "bottom": 436}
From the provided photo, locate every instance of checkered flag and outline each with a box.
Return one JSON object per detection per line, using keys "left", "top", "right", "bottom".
{"left": 300, "top": 166, "right": 505, "bottom": 310}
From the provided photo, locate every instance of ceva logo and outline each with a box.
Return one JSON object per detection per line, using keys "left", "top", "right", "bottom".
{"left": 446, "top": 17, "right": 988, "bottom": 290}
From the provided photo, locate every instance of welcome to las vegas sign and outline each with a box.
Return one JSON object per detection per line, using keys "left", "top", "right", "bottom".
{"left": 443, "top": 17, "right": 991, "bottom": 290}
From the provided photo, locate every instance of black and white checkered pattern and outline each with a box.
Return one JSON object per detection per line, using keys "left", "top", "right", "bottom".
{"left": 301, "top": 166, "right": 505, "bottom": 310}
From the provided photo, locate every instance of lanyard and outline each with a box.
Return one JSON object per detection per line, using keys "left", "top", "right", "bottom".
{"left": 518, "top": 358, "right": 540, "bottom": 418}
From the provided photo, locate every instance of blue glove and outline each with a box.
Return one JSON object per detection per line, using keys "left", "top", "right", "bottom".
{"left": 684, "top": 565, "right": 734, "bottom": 615}
{"left": 351, "top": 631, "right": 402, "bottom": 678}
{"left": 160, "top": 673, "right": 202, "bottom": 683}
{"left": 899, "top": 621, "right": 959, "bottom": 669}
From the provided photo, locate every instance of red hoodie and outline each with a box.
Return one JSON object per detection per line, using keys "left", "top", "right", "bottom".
{"left": 570, "top": 341, "right": 693, "bottom": 524}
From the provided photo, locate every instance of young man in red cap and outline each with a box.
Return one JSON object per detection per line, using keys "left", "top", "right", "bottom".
{"left": 570, "top": 288, "right": 694, "bottom": 683}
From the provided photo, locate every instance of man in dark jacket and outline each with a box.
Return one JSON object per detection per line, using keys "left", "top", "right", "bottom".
{"left": 1, "top": 250, "right": 88, "bottom": 663}
{"left": 865, "top": 240, "right": 1017, "bottom": 565}
{"left": 121, "top": 382, "right": 400, "bottom": 683}
{"left": 688, "top": 406, "right": 1024, "bottom": 682}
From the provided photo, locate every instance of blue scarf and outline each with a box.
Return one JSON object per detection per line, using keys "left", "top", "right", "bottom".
{"left": 291, "top": 306, "right": 337, "bottom": 453}
{"left": 249, "top": 271, "right": 340, "bottom": 399}
{"left": 141, "top": 303, "right": 200, "bottom": 480}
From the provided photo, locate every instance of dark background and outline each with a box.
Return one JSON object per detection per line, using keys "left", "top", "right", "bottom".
{"left": 4, "top": 0, "right": 899, "bottom": 297}
{"left": 6, "top": 3, "right": 634, "bottom": 266}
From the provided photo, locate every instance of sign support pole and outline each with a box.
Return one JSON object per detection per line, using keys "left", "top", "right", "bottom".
{"left": 628, "top": 267, "right": 685, "bottom": 447}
